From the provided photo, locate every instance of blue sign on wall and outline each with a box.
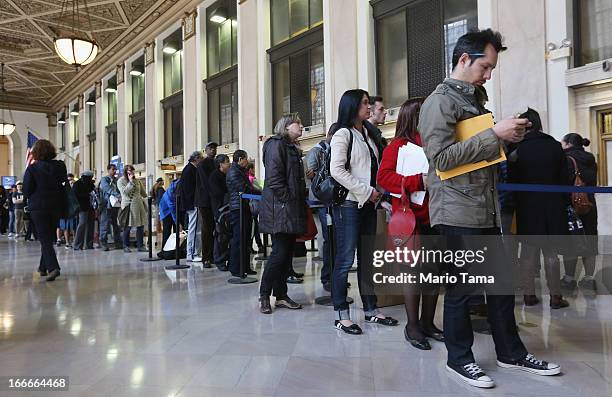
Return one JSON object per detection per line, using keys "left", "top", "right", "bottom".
{"left": 2, "top": 176, "right": 16, "bottom": 189}
{"left": 110, "top": 156, "right": 124, "bottom": 175}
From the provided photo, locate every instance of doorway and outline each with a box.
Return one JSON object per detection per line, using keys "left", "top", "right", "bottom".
{"left": 598, "top": 109, "right": 612, "bottom": 186}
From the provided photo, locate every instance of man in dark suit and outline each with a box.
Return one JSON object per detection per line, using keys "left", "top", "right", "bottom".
{"left": 180, "top": 151, "right": 203, "bottom": 262}
{"left": 195, "top": 142, "right": 218, "bottom": 268}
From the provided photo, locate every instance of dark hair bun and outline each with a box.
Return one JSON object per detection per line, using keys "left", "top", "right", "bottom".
{"left": 582, "top": 138, "right": 591, "bottom": 147}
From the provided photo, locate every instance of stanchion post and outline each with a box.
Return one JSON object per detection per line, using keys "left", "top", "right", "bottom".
{"left": 228, "top": 192, "right": 257, "bottom": 284}
{"left": 141, "top": 196, "right": 162, "bottom": 262}
{"left": 165, "top": 189, "right": 190, "bottom": 270}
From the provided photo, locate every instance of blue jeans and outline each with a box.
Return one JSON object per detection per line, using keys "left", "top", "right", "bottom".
{"left": 332, "top": 201, "right": 378, "bottom": 319}
{"left": 8, "top": 210, "right": 15, "bottom": 234}
{"left": 99, "top": 207, "right": 121, "bottom": 247}
{"left": 318, "top": 207, "right": 331, "bottom": 285}
{"left": 122, "top": 225, "right": 144, "bottom": 248}
{"left": 436, "top": 225, "right": 527, "bottom": 366}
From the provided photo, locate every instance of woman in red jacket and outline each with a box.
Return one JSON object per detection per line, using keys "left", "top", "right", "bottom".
{"left": 377, "top": 97, "right": 443, "bottom": 350}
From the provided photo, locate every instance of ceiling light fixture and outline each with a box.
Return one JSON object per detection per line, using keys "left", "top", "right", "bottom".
{"left": 130, "top": 65, "right": 144, "bottom": 77}
{"left": 0, "top": 63, "right": 16, "bottom": 136}
{"left": 57, "top": 115, "right": 67, "bottom": 124}
{"left": 162, "top": 45, "right": 178, "bottom": 55}
{"left": 54, "top": 0, "right": 100, "bottom": 69}
{"left": 105, "top": 87, "right": 117, "bottom": 93}
{"left": 209, "top": 7, "right": 228, "bottom": 24}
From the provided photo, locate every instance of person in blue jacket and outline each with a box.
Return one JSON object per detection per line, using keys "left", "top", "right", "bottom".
{"left": 159, "top": 178, "right": 180, "bottom": 250}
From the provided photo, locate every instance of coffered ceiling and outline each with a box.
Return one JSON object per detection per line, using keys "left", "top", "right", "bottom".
{"left": 0, "top": 0, "right": 180, "bottom": 112}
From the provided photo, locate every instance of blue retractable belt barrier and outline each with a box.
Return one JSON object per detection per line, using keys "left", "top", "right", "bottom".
{"left": 497, "top": 183, "right": 612, "bottom": 194}
{"left": 242, "top": 193, "right": 324, "bottom": 207}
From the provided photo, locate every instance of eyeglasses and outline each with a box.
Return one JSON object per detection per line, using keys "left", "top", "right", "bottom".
{"left": 467, "top": 53, "right": 486, "bottom": 58}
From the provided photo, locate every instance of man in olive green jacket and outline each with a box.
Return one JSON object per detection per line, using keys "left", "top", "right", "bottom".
{"left": 418, "top": 29, "right": 561, "bottom": 388}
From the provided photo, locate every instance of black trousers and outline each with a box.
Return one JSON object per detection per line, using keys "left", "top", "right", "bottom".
{"left": 437, "top": 225, "right": 527, "bottom": 366}
{"left": 161, "top": 215, "right": 176, "bottom": 249}
{"left": 30, "top": 210, "right": 61, "bottom": 273}
{"left": 260, "top": 233, "right": 296, "bottom": 298}
{"left": 199, "top": 206, "right": 214, "bottom": 263}
{"left": 229, "top": 207, "right": 252, "bottom": 275}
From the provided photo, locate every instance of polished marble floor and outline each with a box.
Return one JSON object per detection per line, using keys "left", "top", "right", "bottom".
{"left": 1, "top": 236, "right": 611, "bottom": 397}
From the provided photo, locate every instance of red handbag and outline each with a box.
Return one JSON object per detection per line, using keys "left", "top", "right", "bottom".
{"left": 387, "top": 177, "right": 418, "bottom": 250}
{"left": 296, "top": 205, "right": 318, "bottom": 242}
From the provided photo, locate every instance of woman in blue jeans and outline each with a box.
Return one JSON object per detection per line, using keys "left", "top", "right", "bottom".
{"left": 329, "top": 89, "right": 398, "bottom": 335}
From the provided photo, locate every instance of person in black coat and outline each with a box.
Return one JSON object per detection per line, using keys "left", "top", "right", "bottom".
{"left": 180, "top": 151, "right": 203, "bottom": 262}
{"left": 209, "top": 154, "right": 231, "bottom": 270}
{"left": 226, "top": 150, "right": 259, "bottom": 277}
{"left": 194, "top": 142, "right": 218, "bottom": 267}
{"left": 508, "top": 109, "right": 570, "bottom": 309}
{"left": 560, "top": 133, "right": 599, "bottom": 292}
{"left": 0, "top": 186, "right": 8, "bottom": 235}
{"left": 22, "top": 139, "right": 67, "bottom": 281}
{"left": 72, "top": 171, "right": 95, "bottom": 250}
{"left": 257, "top": 115, "right": 308, "bottom": 314}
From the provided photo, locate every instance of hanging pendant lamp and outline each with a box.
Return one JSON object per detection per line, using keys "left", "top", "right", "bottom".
{"left": 0, "top": 63, "right": 16, "bottom": 136}
{"left": 53, "top": 0, "right": 99, "bottom": 68}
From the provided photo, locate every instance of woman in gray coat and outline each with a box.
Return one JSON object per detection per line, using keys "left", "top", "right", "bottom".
{"left": 117, "top": 164, "right": 148, "bottom": 252}
{"left": 258, "top": 114, "right": 307, "bottom": 314}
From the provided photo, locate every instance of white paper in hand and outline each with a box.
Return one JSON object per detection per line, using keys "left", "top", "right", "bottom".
{"left": 392, "top": 143, "right": 429, "bottom": 205}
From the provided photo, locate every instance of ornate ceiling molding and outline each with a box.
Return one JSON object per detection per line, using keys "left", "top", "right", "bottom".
{"left": 0, "top": 0, "right": 206, "bottom": 112}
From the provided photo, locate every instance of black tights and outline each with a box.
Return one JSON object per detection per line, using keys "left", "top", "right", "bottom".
{"left": 404, "top": 288, "right": 441, "bottom": 339}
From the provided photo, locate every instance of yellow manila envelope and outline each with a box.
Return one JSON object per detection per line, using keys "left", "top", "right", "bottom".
{"left": 436, "top": 113, "right": 506, "bottom": 180}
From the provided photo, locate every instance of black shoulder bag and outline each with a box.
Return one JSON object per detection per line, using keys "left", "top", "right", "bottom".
{"left": 311, "top": 129, "right": 353, "bottom": 205}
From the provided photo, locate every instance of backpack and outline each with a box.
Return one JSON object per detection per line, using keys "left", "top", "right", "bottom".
{"left": 215, "top": 204, "right": 232, "bottom": 247}
{"left": 89, "top": 189, "right": 100, "bottom": 211}
{"left": 567, "top": 156, "right": 593, "bottom": 216}
{"left": 311, "top": 130, "right": 353, "bottom": 205}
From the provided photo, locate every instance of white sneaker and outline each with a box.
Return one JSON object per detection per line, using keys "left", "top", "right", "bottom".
{"left": 497, "top": 353, "right": 561, "bottom": 376}
{"left": 187, "top": 256, "right": 203, "bottom": 263}
{"left": 7, "top": 233, "right": 13, "bottom": 237}
{"left": 446, "top": 363, "right": 495, "bottom": 388}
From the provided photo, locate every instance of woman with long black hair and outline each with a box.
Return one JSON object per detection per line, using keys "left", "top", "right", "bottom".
{"left": 329, "top": 89, "right": 398, "bottom": 335}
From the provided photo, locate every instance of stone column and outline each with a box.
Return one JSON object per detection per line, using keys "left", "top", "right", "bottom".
{"left": 182, "top": 9, "right": 199, "bottom": 154}
{"left": 238, "top": 0, "right": 263, "bottom": 163}
{"left": 77, "top": 94, "right": 87, "bottom": 172}
{"left": 95, "top": 80, "right": 106, "bottom": 179}
{"left": 144, "top": 42, "right": 160, "bottom": 180}
{"left": 116, "top": 63, "right": 128, "bottom": 164}
{"left": 323, "top": 0, "right": 369, "bottom": 124}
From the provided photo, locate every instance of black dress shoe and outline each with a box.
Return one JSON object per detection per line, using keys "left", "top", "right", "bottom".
{"left": 550, "top": 295, "right": 569, "bottom": 309}
{"left": 404, "top": 326, "right": 431, "bottom": 350}
{"left": 290, "top": 271, "right": 304, "bottom": 278}
{"left": 365, "top": 315, "right": 399, "bottom": 326}
{"left": 275, "top": 296, "right": 302, "bottom": 310}
{"left": 334, "top": 320, "right": 363, "bottom": 335}
{"left": 260, "top": 296, "right": 272, "bottom": 314}
{"left": 420, "top": 323, "right": 445, "bottom": 342}
{"left": 46, "top": 269, "right": 60, "bottom": 282}
{"left": 287, "top": 276, "right": 303, "bottom": 284}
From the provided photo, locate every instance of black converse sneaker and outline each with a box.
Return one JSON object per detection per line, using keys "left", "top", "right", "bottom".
{"left": 446, "top": 362, "right": 495, "bottom": 388}
{"left": 497, "top": 353, "right": 561, "bottom": 375}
